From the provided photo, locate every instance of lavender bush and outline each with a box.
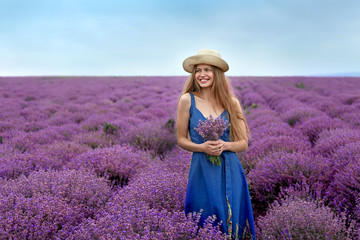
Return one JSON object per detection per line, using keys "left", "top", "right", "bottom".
{"left": 68, "top": 145, "right": 148, "bottom": 187}
{"left": 0, "top": 76, "right": 359, "bottom": 239}
{"left": 125, "top": 118, "right": 178, "bottom": 159}
{"left": 256, "top": 195, "right": 355, "bottom": 240}
{"left": 299, "top": 115, "right": 345, "bottom": 145}
{"left": 326, "top": 159, "right": 360, "bottom": 219}
{"left": 313, "top": 128, "right": 360, "bottom": 157}
{"left": 242, "top": 134, "right": 311, "bottom": 171}
{"left": 0, "top": 169, "right": 111, "bottom": 239}
{"left": 248, "top": 151, "right": 319, "bottom": 212}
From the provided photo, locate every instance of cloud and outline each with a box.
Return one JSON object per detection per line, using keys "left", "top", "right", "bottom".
{"left": 0, "top": 0, "right": 359, "bottom": 76}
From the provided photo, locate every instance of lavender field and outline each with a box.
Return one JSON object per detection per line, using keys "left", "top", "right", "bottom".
{"left": 0, "top": 76, "right": 359, "bottom": 239}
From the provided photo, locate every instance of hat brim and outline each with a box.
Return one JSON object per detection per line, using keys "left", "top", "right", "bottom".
{"left": 183, "top": 55, "right": 229, "bottom": 73}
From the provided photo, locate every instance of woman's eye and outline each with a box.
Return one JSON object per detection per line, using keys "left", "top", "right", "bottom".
{"left": 195, "top": 68, "right": 211, "bottom": 73}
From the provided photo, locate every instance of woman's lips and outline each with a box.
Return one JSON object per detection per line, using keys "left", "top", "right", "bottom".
{"left": 199, "top": 79, "right": 209, "bottom": 83}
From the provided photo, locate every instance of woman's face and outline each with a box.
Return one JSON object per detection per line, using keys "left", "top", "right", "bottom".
{"left": 195, "top": 64, "right": 214, "bottom": 89}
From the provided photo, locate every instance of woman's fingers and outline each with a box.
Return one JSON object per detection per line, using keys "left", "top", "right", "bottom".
{"left": 207, "top": 140, "right": 218, "bottom": 145}
{"left": 212, "top": 144, "right": 223, "bottom": 155}
{"left": 203, "top": 141, "right": 224, "bottom": 155}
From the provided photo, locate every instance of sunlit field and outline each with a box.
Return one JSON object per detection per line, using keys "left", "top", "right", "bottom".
{"left": 0, "top": 76, "right": 359, "bottom": 239}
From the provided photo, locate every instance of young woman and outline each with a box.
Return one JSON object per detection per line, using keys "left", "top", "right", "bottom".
{"left": 177, "top": 49, "right": 256, "bottom": 239}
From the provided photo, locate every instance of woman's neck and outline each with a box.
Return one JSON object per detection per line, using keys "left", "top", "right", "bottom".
{"left": 196, "top": 88, "right": 212, "bottom": 102}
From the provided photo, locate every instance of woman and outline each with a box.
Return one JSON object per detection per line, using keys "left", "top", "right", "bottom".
{"left": 177, "top": 49, "right": 256, "bottom": 239}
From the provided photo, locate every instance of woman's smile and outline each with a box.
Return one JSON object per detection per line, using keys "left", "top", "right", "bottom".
{"left": 199, "top": 78, "right": 210, "bottom": 83}
{"left": 195, "top": 64, "right": 214, "bottom": 87}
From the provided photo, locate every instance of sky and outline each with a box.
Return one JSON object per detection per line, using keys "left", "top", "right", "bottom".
{"left": 0, "top": 0, "right": 360, "bottom": 76}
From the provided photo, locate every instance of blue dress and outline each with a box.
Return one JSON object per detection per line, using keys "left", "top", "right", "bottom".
{"left": 185, "top": 93, "right": 256, "bottom": 239}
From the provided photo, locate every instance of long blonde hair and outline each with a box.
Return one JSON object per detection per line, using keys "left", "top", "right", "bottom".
{"left": 181, "top": 65, "right": 250, "bottom": 142}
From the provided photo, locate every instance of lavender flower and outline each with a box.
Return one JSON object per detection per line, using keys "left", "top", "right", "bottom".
{"left": 195, "top": 115, "right": 229, "bottom": 166}
{"left": 1, "top": 76, "right": 360, "bottom": 239}
{"left": 256, "top": 195, "right": 353, "bottom": 240}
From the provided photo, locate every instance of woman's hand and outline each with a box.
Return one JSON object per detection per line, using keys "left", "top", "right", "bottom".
{"left": 201, "top": 140, "right": 225, "bottom": 156}
{"left": 215, "top": 139, "right": 229, "bottom": 151}
{"left": 215, "top": 138, "right": 248, "bottom": 153}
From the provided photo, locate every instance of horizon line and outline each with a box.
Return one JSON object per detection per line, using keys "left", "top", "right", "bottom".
{"left": 1, "top": 74, "right": 360, "bottom": 78}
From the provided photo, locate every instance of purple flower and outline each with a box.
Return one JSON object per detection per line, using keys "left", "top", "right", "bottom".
{"left": 195, "top": 115, "right": 229, "bottom": 142}
{"left": 256, "top": 194, "right": 354, "bottom": 239}
{"left": 195, "top": 115, "right": 229, "bottom": 166}
{"left": 1, "top": 76, "right": 360, "bottom": 239}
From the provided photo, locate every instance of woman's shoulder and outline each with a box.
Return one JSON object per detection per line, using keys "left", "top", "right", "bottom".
{"left": 177, "top": 93, "right": 192, "bottom": 115}
{"left": 231, "top": 96, "right": 244, "bottom": 114}
{"left": 179, "top": 92, "right": 191, "bottom": 104}
{"left": 231, "top": 96, "right": 240, "bottom": 105}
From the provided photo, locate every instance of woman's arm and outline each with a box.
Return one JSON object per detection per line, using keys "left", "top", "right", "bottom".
{"left": 221, "top": 139, "right": 247, "bottom": 153}
{"left": 176, "top": 93, "right": 222, "bottom": 156}
{"left": 220, "top": 98, "right": 248, "bottom": 153}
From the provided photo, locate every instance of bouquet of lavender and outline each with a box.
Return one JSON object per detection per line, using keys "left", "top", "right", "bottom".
{"left": 195, "top": 115, "right": 229, "bottom": 166}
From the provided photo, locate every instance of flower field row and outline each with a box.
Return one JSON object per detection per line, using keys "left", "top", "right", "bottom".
{"left": 0, "top": 76, "right": 359, "bottom": 239}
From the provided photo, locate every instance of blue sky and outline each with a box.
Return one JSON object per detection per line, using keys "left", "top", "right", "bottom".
{"left": 1, "top": 0, "right": 359, "bottom": 76}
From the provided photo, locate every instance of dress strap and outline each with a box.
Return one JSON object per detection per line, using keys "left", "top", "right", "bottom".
{"left": 189, "top": 92, "right": 195, "bottom": 107}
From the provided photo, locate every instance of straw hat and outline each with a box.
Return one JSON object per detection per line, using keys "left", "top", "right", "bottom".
{"left": 183, "top": 49, "right": 229, "bottom": 73}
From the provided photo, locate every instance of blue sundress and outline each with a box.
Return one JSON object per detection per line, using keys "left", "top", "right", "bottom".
{"left": 185, "top": 93, "right": 256, "bottom": 239}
